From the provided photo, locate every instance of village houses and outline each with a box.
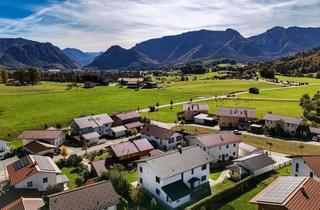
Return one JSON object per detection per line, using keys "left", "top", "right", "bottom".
{"left": 216, "top": 107, "right": 256, "bottom": 129}
{"left": 290, "top": 155, "right": 320, "bottom": 182}
{"left": 263, "top": 113, "right": 304, "bottom": 136}
{"left": 186, "top": 132, "right": 241, "bottom": 163}
{"left": 136, "top": 146, "right": 212, "bottom": 209}
{"left": 141, "top": 124, "right": 183, "bottom": 150}
{"left": 183, "top": 103, "right": 209, "bottom": 121}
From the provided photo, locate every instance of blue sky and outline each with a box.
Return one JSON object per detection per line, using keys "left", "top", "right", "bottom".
{"left": 0, "top": 0, "right": 319, "bottom": 51}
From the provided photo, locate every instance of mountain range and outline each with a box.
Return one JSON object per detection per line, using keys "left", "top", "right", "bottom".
{"left": 1, "top": 26, "right": 320, "bottom": 70}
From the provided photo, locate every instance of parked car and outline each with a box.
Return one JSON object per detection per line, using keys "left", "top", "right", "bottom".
{"left": 233, "top": 130, "right": 242, "bottom": 135}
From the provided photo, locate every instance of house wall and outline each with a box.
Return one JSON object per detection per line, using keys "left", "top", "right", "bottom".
{"left": 106, "top": 205, "right": 117, "bottom": 210}
{"left": 184, "top": 110, "right": 208, "bottom": 121}
{"left": 253, "top": 165, "right": 274, "bottom": 176}
{"left": 71, "top": 121, "right": 112, "bottom": 136}
{"left": 218, "top": 116, "right": 253, "bottom": 129}
{"left": 264, "top": 120, "right": 299, "bottom": 135}
{"left": 194, "top": 118, "right": 205, "bottom": 125}
{"left": 15, "top": 172, "right": 61, "bottom": 191}
{"left": 188, "top": 139, "right": 239, "bottom": 163}
{"left": 137, "top": 162, "right": 209, "bottom": 209}
{"left": 291, "top": 157, "right": 320, "bottom": 182}
{"left": 111, "top": 130, "right": 126, "bottom": 138}
{"left": 141, "top": 133, "right": 183, "bottom": 150}
{"left": 87, "top": 137, "right": 99, "bottom": 145}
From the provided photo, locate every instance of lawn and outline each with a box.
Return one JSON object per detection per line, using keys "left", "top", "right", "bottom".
{"left": 61, "top": 166, "right": 81, "bottom": 189}
{"left": 126, "top": 170, "right": 138, "bottom": 183}
{"left": 0, "top": 79, "right": 278, "bottom": 140}
{"left": 142, "top": 98, "right": 302, "bottom": 122}
{"left": 242, "top": 135, "right": 320, "bottom": 155}
{"left": 276, "top": 75, "right": 320, "bottom": 84}
{"left": 240, "top": 84, "right": 320, "bottom": 99}
{"left": 210, "top": 167, "right": 224, "bottom": 181}
{"left": 94, "top": 152, "right": 109, "bottom": 161}
{"left": 166, "top": 79, "right": 279, "bottom": 96}
{"left": 171, "top": 125, "right": 218, "bottom": 135}
{"left": 218, "top": 166, "right": 291, "bottom": 210}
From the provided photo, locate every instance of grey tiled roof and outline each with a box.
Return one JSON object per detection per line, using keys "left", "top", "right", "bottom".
{"left": 263, "top": 113, "right": 303, "bottom": 125}
{"left": 73, "top": 114, "right": 113, "bottom": 129}
{"left": 234, "top": 153, "right": 275, "bottom": 171}
{"left": 137, "top": 146, "right": 212, "bottom": 179}
{"left": 216, "top": 107, "right": 256, "bottom": 118}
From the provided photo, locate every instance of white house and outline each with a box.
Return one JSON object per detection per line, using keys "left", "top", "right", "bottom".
{"left": 228, "top": 152, "right": 276, "bottom": 181}
{"left": 136, "top": 146, "right": 212, "bottom": 209}
{"left": 263, "top": 113, "right": 304, "bottom": 136}
{"left": 290, "top": 155, "right": 320, "bottom": 182}
{"left": 19, "top": 130, "right": 65, "bottom": 148}
{"left": 48, "top": 181, "right": 119, "bottom": 210}
{"left": 71, "top": 113, "right": 113, "bottom": 136}
{"left": 186, "top": 132, "right": 241, "bottom": 163}
{"left": 141, "top": 124, "right": 183, "bottom": 150}
{"left": 0, "top": 140, "right": 10, "bottom": 160}
{"left": 7, "top": 155, "right": 69, "bottom": 192}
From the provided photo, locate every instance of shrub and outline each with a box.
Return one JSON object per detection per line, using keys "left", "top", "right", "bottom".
{"left": 249, "top": 87, "right": 259, "bottom": 94}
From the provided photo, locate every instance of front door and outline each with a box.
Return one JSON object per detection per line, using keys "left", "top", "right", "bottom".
{"left": 222, "top": 154, "right": 225, "bottom": 161}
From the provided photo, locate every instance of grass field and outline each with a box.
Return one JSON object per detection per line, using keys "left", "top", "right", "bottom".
{"left": 240, "top": 84, "right": 320, "bottom": 99}
{"left": 276, "top": 75, "right": 320, "bottom": 84}
{"left": 0, "top": 79, "right": 279, "bottom": 140}
{"left": 218, "top": 166, "right": 291, "bottom": 210}
{"left": 142, "top": 99, "right": 302, "bottom": 122}
{"left": 61, "top": 166, "right": 81, "bottom": 189}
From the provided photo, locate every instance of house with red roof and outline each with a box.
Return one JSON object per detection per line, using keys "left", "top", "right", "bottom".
{"left": 7, "top": 155, "right": 68, "bottom": 191}
{"left": 186, "top": 132, "right": 241, "bottom": 163}
{"left": 290, "top": 155, "right": 320, "bottom": 182}
{"left": 112, "top": 111, "right": 141, "bottom": 126}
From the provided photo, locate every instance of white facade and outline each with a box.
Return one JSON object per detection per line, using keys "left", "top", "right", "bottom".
{"left": 188, "top": 139, "right": 239, "bottom": 163}
{"left": 264, "top": 120, "right": 300, "bottom": 135}
{"left": 0, "top": 140, "right": 10, "bottom": 159}
{"left": 292, "top": 157, "right": 320, "bottom": 182}
{"left": 22, "top": 133, "right": 65, "bottom": 148}
{"left": 141, "top": 133, "right": 183, "bottom": 150}
{"left": 15, "top": 172, "right": 67, "bottom": 191}
{"left": 137, "top": 162, "right": 210, "bottom": 209}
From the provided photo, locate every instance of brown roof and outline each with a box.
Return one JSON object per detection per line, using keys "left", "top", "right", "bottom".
{"left": 7, "top": 156, "right": 38, "bottom": 185}
{"left": 133, "top": 138, "right": 154, "bottom": 152}
{"left": 24, "top": 141, "right": 56, "bottom": 154}
{"left": 186, "top": 132, "right": 241, "bottom": 148}
{"left": 0, "top": 189, "right": 42, "bottom": 210}
{"left": 114, "top": 111, "right": 141, "bottom": 121}
{"left": 183, "top": 104, "right": 209, "bottom": 112}
{"left": 141, "top": 124, "right": 178, "bottom": 140}
{"left": 310, "top": 127, "right": 320, "bottom": 135}
{"left": 124, "top": 121, "right": 144, "bottom": 129}
{"left": 90, "top": 160, "right": 106, "bottom": 177}
{"left": 1, "top": 197, "right": 45, "bottom": 210}
{"left": 110, "top": 139, "right": 153, "bottom": 158}
{"left": 263, "top": 113, "right": 303, "bottom": 125}
{"left": 47, "top": 181, "right": 119, "bottom": 210}
{"left": 251, "top": 177, "right": 320, "bottom": 210}
{"left": 289, "top": 155, "right": 320, "bottom": 177}
{"left": 216, "top": 107, "right": 256, "bottom": 118}
{"left": 18, "top": 130, "right": 62, "bottom": 140}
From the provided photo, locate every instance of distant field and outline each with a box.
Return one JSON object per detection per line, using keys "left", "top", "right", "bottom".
{"left": 240, "top": 84, "right": 320, "bottom": 99}
{"left": 0, "top": 82, "right": 77, "bottom": 94}
{"left": 166, "top": 79, "right": 279, "bottom": 96}
{"left": 276, "top": 75, "right": 320, "bottom": 84}
{"left": 142, "top": 98, "right": 302, "bottom": 122}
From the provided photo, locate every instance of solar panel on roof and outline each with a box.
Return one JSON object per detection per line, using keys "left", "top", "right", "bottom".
{"left": 33, "top": 156, "right": 56, "bottom": 171}
{"left": 13, "top": 156, "right": 30, "bottom": 171}
{"left": 257, "top": 177, "right": 305, "bottom": 204}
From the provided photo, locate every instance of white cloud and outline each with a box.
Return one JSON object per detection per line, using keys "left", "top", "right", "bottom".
{"left": 0, "top": 0, "right": 319, "bottom": 51}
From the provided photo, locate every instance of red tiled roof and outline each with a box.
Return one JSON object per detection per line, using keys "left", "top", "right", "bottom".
{"left": 7, "top": 156, "right": 38, "bottom": 185}
{"left": 24, "top": 141, "right": 56, "bottom": 154}
{"left": 110, "top": 141, "right": 139, "bottom": 157}
{"left": 1, "top": 197, "right": 44, "bottom": 210}
{"left": 263, "top": 113, "right": 303, "bottom": 125}
{"left": 114, "top": 111, "right": 141, "bottom": 121}
{"left": 216, "top": 107, "right": 256, "bottom": 118}
{"left": 299, "top": 155, "right": 320, "bottom": 177}
{"left": 186, "top": 132, "right": 241, "bottom": 148}
{"left": 141, "top": 124, "right": 178, "bottom": 140}
{"left": 90, "top": 160, "right": 106, "bottom": 177}
{"left": 18, "top": 130, "right": 62, "bottom": 141}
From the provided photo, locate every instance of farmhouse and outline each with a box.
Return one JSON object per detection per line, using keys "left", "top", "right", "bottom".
{"left": 0, "top": 140, "right": 10, "bottom": 159}
{"left": 186, "top": 132, "right": 241, "bottom": 163}
{"left": 47, "top": 181, "right": 119, "bottom": 210}
{"left": 112, "top": 111, "right": 141, "bottom": 126}
{"left": 250, "top": 176, "right": 320, "bottom": 210}
{"left": 216, "top": 107, "right": 256, "bottom": 129}
{"left": 228, "top": 152, "right": 275, "bottom": 181}
{"left": 7, "top": 155, "right": 69, "bottom": 192}
{"left": 141, "top": 124, "right": 183, "bottom": 150}
{"left": 136, "top": 146, "right": 212, "bottom": 209}
{"left": 71, "top": 113, "right": 113, "bottom": 136}
{"left": 118, "top": 78, "right": 145, "bottom": 89}
{"left": 290, "top": 155, "right": 320, "bottom": 182}
{"left": 263, "top": 113, "right": 304, "bottom": 136}
{"left": 19, "top": 130, "right": 65, "bottom": 148}
{"left": 183, "top": 104, "right": 209, "bottom": 121}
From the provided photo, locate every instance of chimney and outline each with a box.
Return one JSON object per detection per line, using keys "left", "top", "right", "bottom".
{"left": 300, "top": 186, "right": 309, "bottom": 198}
{"left": 177, "top": 145, "right": 182, "bottom": 154}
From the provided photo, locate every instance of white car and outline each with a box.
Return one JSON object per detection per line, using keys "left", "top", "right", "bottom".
{"left": 233, "top": 130, "right": 241, "bottom": 135}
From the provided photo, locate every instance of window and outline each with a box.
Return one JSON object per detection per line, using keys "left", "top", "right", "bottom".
{"left": 27, "top": 181, "right": 33, "bottom": 187}
{"left": 156, "top": 176, "right": 160, "bottom": 183}
{"left": 140, "top": 167, "right": 143, "bottom": 173}
{"left": 181, "top": 173, "right": 184, "bottom": 180}
{"left": 156, "top": 188, "right": 160, "bottom": 195}
{"left": 191, "top": 169, "right": 194, "bottom": 175}
{"left": 219, "top": 146, "right": 221, "bottom": 150}
{"left": 201, "top": 175, "right": 206, "bottom": 181}
{"left": 169, "top": 138, "right": 174, "bottom": 144}
{"left": 310, "top": 172, "right": 314, "bottom": 178}
{"left": 176, "top": 136, "right": 182, "bottom": 141}
{"left": 233, "top": 152, "right": 236, "bottom": 155}
{"left": 226, "top": 145, "right": 229, "bottom": 149}
{"left": 202, "top": 164, "right": 207, "bottom": 170}
{"left": 140, "top": 178, "right": 143, "bottom": 184}
{"left": 295, "top": 163, "right": 299, "bottom": 173}
{"left": 233, "top": 144, "right": 236, "bottom": 147}
{"left": 43, "top": 177, "right": 48, "bottom": 183}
